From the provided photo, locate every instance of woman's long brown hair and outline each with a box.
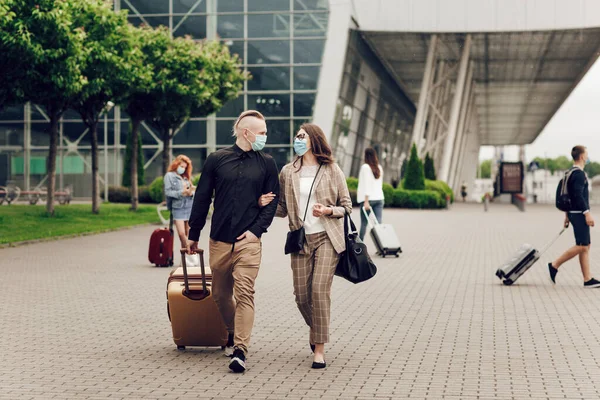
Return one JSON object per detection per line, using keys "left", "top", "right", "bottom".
{"left": 293, "top": 123, "right": 334, "bottom": 170}
{"left": 364, "top": 148, "right": 381, "bottom": 179}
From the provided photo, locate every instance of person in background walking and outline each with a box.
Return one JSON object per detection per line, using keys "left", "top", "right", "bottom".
{"left": 549, "top": 145, "right": 600, "bottom": 288}
{"left": 461, "top": 182, "right": 468, "bottom": 202}
{"left": 187, "top": 110, "right": 280, "bottom": 373}
{"left": 164, "top": 155, "right": 195, "bottom": 251}
{"left": 260, "top": 123, "right": 352, "bottom": 369}
{"left": 357, "top": 148, "right": 384, "bottom": 241}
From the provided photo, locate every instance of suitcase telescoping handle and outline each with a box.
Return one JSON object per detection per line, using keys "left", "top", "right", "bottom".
{"left": 361, "top": 207, "right": 379, "bottom": 229}
{"left": 179, "top": 249, "right": 208, "bottom": 296}
{"left": 539, "top": 228, "right": 566, "bottom": 256}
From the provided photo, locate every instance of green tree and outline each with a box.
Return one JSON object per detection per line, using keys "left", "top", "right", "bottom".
{"left": 11, "top": 0, "right": 88, "bottom": 215}
{"left": 479, "top": 159, "right": 492, "bottom": 179}
{"left": 423, "top": 152, "right": 436, "bottom": 180}
{"left": 121, "top": 25, "right": 156, "bottom": 211}
{"left": 585, "top": 161, "right": 600, "bottom": 178}
{"left": 0, "top": 0, "right": 30, "bottom": 110}
{"left": 403, "top": 143, "right": 425, "bottom": 190}
{"left": 145, "top": 34, "right": 246, "bottom": 174}
{"left": 122, "top": 128, "right": 145, "bottom": 187}
{"left": 71, "top": 0, "right": 134, "bottom": 214}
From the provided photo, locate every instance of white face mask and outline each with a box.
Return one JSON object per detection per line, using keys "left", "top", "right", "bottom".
{"left": 177, "top": 166, "right": 185, "bottom": 175}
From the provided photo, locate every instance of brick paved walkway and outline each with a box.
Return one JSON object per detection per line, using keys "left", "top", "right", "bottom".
{"left": 2, "top": 203, "right": 600, "bottom": 399}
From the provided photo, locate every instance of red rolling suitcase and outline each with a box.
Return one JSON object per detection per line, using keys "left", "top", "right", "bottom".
{"left": 149, "top": 212, "right": 174, "bottom": 267}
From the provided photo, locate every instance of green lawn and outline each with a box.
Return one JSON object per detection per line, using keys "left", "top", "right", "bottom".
{"left": 0, "top": 204, "right": 162, "bottom": 245}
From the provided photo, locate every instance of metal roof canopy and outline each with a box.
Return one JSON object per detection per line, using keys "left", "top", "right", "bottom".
{"left": 361, "top": 29, "right": 600, "bottom": 146}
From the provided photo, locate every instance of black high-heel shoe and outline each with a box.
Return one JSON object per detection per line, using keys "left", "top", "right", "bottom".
{"left": 311, "top": 361, "right": 326, "bottom": 369}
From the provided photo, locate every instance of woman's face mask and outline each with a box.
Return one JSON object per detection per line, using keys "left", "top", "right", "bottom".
{"left": 177, "top": 166, "right": 186, "bottom": 175}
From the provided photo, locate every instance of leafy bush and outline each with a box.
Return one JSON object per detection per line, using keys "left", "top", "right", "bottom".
{"left": 425, "top": 179, "right": 454, "bottom": 203}
{"left": 383, "top": 183, "right": 394, "bottom": 207}
{"left": 403, "top": 143, "right": 425, "bottom": 190}
{"left": 392, "top": 189, "right": 445, "bottom": 209}
{"left": 139, "top": 186, "right": 158, "bottom": 203}
{"left": 103, "top": 186, "right": 130, "bottom": 203}
{"left": 346, "top": 176, "right": 358, "bottom": 191}
{"left": 192, "top": 173, "right": 201, "bottom": 186}
{"left": 424, "top": 152, "right": 436, "bottom": 180}
{"left": 149, "top": 177, "right": 164, "bottom": 203}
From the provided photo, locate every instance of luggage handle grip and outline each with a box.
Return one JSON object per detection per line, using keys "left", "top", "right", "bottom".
{"left": 539, "top": 228, "right": 566, "bottom": 256}
{"left": 361, "top": 207, "right": 379, "bottom": 229}
{"left": 179, "top": 249, "right": 207, "bottom": 296}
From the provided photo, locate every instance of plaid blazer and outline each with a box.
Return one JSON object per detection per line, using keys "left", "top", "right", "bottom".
{"left": 276, "top": 162, "right": 352, "bottom": 254}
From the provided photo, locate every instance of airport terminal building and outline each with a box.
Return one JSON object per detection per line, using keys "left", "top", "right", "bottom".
{"left": 1, "top": 0, "right": 600, "bottom": 198}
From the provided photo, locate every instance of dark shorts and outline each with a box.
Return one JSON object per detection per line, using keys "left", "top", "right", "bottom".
{"left": 568, "top": 213, "right": 591, "bottom": 246}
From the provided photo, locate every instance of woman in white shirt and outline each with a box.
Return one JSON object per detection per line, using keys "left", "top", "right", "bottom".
{"left": 357, "top": 148, "right": 385, "bottom": 240}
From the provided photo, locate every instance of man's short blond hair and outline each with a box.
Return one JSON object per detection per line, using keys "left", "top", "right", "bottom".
{"left": 233, "top": 110, "right": 265, "bottom": 136}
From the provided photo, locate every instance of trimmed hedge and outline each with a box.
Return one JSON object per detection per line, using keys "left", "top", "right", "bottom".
{"left": 392, "top": 189, "right": 445, "bottom": 209}
{"left": 102, "top": 185, "right": 158, "bottom": 204}
{"left": 346, "top": 176, "right": 358, "bottom": 191}
{"left": 425, "top": 179, "right": 454, "bottom": 203}
{"left": 149, "top": 177, "right": 164, "bottom": 203}
{"left": 383, "top": 183, "right": 394, "bottom": 207}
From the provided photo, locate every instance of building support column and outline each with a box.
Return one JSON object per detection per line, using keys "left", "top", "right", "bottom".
{"left": 24, "top": 103, "right": 31, "bottom": 191}
{"left": 423, "top": 60, "right": 445, "bottom": 155}
{"left": 114, "top": 106, "right": 121, "bottom": 186}
{"left": 439, "top": 34, "right": 472, "bottom": 183}
{"left": 104, "top": 113, "right": 109, "bottom": 202}
{"left": 411, "top": 34, "right": 437, "bottom": 153}
{"left": 206, "top": 0, "right": 217, "bottom": 156}
{"left": 434, "top": 80, "right": 452, "bottom": 171}
{"left": 448, "top": 63, "right": 474, "bottom": 188}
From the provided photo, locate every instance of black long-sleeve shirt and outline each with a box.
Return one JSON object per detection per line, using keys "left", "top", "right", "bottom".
{"left": 188, "top": 145, "right": 280, "bottom": 243}
{"left": 568, "top": 168, "right": 590, "bottom": 212}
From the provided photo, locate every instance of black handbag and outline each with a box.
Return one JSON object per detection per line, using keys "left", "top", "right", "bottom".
{"left": 335, "top": 212, "right": 377, "bottom": 284}
{"left": 284, "top": 164, "right": 322, "bottom": 255}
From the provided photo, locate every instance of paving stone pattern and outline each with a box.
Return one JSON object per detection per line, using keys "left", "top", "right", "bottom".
{"left": 1, "top": 203, "right": 600, "bottom": 399}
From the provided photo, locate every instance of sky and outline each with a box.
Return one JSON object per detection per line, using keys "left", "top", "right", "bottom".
{"left": 479, "top": 58, "right": 600, "bottom": 163}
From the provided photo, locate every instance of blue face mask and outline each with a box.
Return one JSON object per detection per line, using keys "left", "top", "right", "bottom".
{"left": 586, "top": 158, "right": 591, "bottom": 165}
{"left": 246, "top": 130, "right": 267, "bottom": 151}
{"left": 294, "top": 138, "right": 309, "bottom": 156}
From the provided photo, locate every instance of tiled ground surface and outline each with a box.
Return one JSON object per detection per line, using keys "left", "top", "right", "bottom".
{"left": 1, "top": 203, "right": 600, "bottom": 399}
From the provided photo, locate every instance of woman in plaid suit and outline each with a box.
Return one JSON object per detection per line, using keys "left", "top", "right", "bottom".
{"left": 260, "top": 123, "right": 352, "bottom": 369}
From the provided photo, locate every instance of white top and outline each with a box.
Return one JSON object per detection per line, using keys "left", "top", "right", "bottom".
{"left": 298, "top": 165, "right": 325, "bottom": 235}
{"left": 357, "top": 164, "right": 384, "bottom": 203}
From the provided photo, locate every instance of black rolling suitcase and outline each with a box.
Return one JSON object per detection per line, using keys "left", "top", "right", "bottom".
{"left": 495, "top": 228, "right": 565, "bottom": 285}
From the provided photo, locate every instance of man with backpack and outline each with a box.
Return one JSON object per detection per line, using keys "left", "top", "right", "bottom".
{"left": 549, "top": 145, "right": 600, "bottom": 288}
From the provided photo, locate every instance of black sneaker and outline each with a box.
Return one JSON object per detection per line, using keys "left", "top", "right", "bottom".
{"left": 584, "top": 278, "right": 600, "bottom": 288}
{"left": 548, "top": 263, "right": 558, "bottom": 284}
{"left": 229, "top": 348, "right": 246, "bottom": 373}
{"left": 227, "top": 332, "right": 234, "bottom": 348}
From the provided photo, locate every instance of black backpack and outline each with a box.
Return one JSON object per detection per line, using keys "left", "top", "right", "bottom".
{"left": 555, "top": 168, "right": 578, "bottom": 212}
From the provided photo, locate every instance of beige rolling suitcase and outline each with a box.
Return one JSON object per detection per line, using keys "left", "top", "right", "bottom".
{"left": 166, "top": 249, "right": 228, "bottom": 350}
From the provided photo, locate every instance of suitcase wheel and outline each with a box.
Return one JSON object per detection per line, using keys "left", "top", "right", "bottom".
{"left": 495, "top": 269, "right": 505, "bottom": 279}
{"left": 177, "top": 345, "right": 186, "bottom": 351}
{"left": 395, "top": 253, "right": 400, "bottom": 258}
{"left": 503, "top": 279, "right": 514, "bottom": 286}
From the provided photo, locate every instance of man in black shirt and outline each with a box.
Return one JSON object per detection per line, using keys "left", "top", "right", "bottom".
{"left": 187, "top": 110, "right": 280, "bottom": 372}
{"left": 549, "top": 145, "right": 600, "bottom": 288}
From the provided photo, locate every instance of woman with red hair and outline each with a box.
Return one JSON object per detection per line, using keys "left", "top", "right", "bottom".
{"left": 164, "top": 155, "right": 195, "bottom": 252}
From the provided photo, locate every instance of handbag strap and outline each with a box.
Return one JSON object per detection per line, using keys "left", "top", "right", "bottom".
{"left": 301, "top": 164, "right": 323, "bottom": 222}
{"left": 343, "top": 210, "right": 358, "bottom": 237}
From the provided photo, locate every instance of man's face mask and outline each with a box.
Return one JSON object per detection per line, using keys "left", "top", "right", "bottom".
{"left": 245, "top": 129, "right": 267, "bottom": 151}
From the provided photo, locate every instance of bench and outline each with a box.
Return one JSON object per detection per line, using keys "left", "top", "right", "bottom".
{"left": 0, "top": 184, "right": 72, "bottom": 205}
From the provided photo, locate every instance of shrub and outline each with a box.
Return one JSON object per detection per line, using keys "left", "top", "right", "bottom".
{"left": 424, "top": 152, "right": 437, "bottom": 180}
{"left": 103, "top": 186, "right": 130, "bottom": 203}
{"left": 346, "top": 176, "right": 358, "bottom": 191}
{"left": 192, "top": 173, "right": 201, "bottom": 186}
{"left": 403, "top": 143, "right": 425, "bottom": 190}
{"left": 425, "top": 179, "right": 454, "bottom": 203}
{"left": 392, "top": 188, "right": 445, "bottom": 209}
{"left": 139, "top": 186, "right": 158, "bottom": 203}
{"left": 383, "top": 183, "right": 394, "bottom": 207}
{"left": 149, "top": 177, "right": 164, "bottom": 203}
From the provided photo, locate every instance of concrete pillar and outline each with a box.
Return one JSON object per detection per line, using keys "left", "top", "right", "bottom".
{"left": 448, "top": 64, "right": 474, "bottom": 188}
{"left": 24, "top": 103, "right": 31, "bottom": 191}
{"left": 439, "top": 34, "right": 472, "bottom": 183}
{"left": 411, "top": 35, "right": 438, "bottom": 152}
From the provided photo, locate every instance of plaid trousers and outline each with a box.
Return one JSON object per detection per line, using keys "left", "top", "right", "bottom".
{"left": 290, "top": 231, "right": 339, "bottom": 344}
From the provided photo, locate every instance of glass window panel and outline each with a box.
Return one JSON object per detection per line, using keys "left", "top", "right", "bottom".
{"left": 293, "top": 66, "right": 320, "bottom": 90}
{"left": 248, "top": 14, "right": 290, "bottom": 38}
{"left": 62, "top": 122, "right": 88, "bottom": 145}
{"left": 30, "top": 122, "right": 50, "bottom": 147}
{"left": 217, "top": 95, "right": 245, "bottom": 118}
{"left": 248, "top": 94, "right": 291, "bottom": 117}
{"left": 172, "top": 120, "right": 207, "bottom": 145}
{"left": 217, "top": 14, "right": 244, "bottom": 39}
{"left": 261, "top": 147, "right": 291, "bottom": 170}
{"left": 294, "top": 0, "right": 328, "bottom": 10}
{"left": 30, "top": 105, "right": 49, "bottom": 121}
{"left": 0, "top": 105, "right": 24, "bottom": 121}
{"left": 173, "top": 0, "right": 206, "bottom": 13}
{"left": 248, "top": 0, "right": 290, "bottom": 11}
{"left": 0, "top": 123, "right": 24, "bottom": 146}
{"left": 173, "top": 16, "right": 207, "bottom": 39}
{"left": 248, "top": 66, "right": 290, "bottom": 91}
{"left": 223, "top": 40, "right": 244, "bottom": 62}
{"left": 123, "top": 0, "right": 169, "bottom": 15}
{"left": 265, "top": 119, "right": 291, "bottom": 145}
{"left": 217, "top": 0, "right": 243, "bottom": 12}
{"left": 62, "top": 108, "right": 80, "bottom": 120}
{"left": 293, "top": 119, "right": 310, "bottom": 135}
{"left": 293, "top": 93, "right": 316, "bottom": 117}
{"left": 247, "top": 40, "right": 290, "bottom": 64}
{"left": 121, "top": 123, "right": 160, "bottom": 145}
{"left": 293, "top": 13, "right": 328, "bottom": 37}
{"left": 127, "top": 16, "right": 170, "bottom": 29}
{"left": 171, "top": 148, "right": 207, "bottom": 174}
{"left": 217, "top": 120, "right": 236, "bottom": 145}
{"left": 293, "top": 39, "right": 325, "bottom": 64}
